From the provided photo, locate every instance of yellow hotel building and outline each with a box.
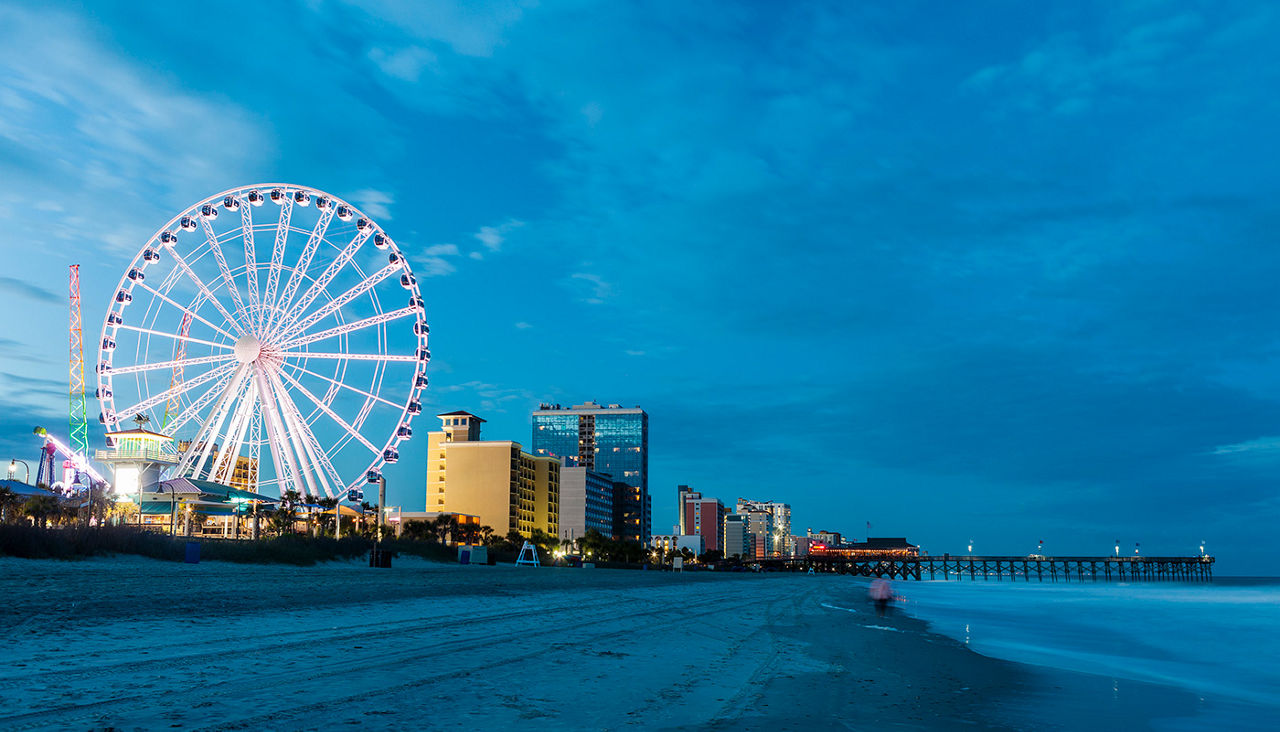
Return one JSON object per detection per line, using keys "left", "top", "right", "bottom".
{"left": 426, "top": 411, "right": 559, "bottom": 537}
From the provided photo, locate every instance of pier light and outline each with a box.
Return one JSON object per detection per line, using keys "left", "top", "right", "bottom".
{"left": 1200, "top": 541, "right": 1206, "bottom": 557}
{"left": 967, "top": 540, "right": 973, "bottom": 555}
{"left": 1115, "top": 540, "right": 1120, "bottom": 556}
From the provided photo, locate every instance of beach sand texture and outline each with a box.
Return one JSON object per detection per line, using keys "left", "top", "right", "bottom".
{"left": 0, "top": 557, "right": 1196, "bottom": 730}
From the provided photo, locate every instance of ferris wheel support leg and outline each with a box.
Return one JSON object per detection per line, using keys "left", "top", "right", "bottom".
{"left": 271, "top": 375, "right": 338, "bottom": 497}
{"left": 186, "top": 366, "right": 249, "bottom": 479}
{"left": 265, "top": 368, "right": 323, "bottom": 501}
{"left": 254, "top": 367, "right": 307, "bottom": 497}
{"left": 212, "top": 381, "right": 257, "bottom": 485}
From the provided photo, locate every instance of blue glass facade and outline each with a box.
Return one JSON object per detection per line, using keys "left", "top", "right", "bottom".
{"left": 533, "top": 403, "right": 649, "bottom": 542}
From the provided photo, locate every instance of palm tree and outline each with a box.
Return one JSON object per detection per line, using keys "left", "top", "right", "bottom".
{"left": 22, "top": 495, "right": 60, "bottom": 527}
{"left": 0, "top": 486, "right": 19, "bottom": 524}
{"left": 434, "top": 514, "right": 458, "bottom": 545}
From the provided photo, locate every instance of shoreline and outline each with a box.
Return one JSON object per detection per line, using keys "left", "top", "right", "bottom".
{"left": 0, "top": 557, "right": 1240, "bottom": 729}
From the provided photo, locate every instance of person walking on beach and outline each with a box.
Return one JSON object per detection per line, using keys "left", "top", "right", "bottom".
{"left": 870, "top": 579, "right": 893, "bottom": 617}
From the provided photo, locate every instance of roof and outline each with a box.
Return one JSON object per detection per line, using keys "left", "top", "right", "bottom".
{"left": 857, "top": 537, "right": 917, "bottom": 549}
{"left": 437, "top": 410, "right": 485, "bottom": 421}
{"left": 0, "top": 479, "right": 54, "bottom": 497}
{"left": 155, "top": 477, "right": 278, "bottom": 502}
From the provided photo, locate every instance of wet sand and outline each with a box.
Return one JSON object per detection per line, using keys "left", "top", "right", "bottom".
{"left": 0, "top": 557, "right": 1201, "bottom": 730}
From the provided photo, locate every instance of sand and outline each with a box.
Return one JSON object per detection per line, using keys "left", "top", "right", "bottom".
{"left": 0, "top": 556, "right": 1199, "bottom": 730}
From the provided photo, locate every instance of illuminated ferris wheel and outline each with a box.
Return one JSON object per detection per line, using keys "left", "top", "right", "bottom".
{"left": 94, "top": 184, "right": 429, "bottom": 497}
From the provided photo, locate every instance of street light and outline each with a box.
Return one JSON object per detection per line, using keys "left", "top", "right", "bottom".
{"left": 1115, "top": 540, "right": 1120, "bottom": 557}
{"left": 7, "top": 459, "right": 30, "bottom": 483}
{"left": 967, "top": 539, "right": 973, "bottom": 555}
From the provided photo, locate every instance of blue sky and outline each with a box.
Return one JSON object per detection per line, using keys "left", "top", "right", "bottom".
{"left": 1, "top": 1, "right": 1279, "bottom": 572}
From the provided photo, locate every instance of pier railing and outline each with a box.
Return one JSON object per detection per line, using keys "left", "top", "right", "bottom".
{"left": 760, "top": 554, "right": 1214, "bottom": 582}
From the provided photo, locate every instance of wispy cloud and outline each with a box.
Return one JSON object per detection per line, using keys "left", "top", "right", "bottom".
{"left": 515, "top": 321, "right": 533, "bottom": 329}
{"left": 474, "top": 219, "right": 524, "bottom": 252}
{"left": 351, "top": 189, "right": 395, "bottom": 220}
{"left": 569, "top": 272, "right": 612, "bottom": 304}
{"left": 0, "top": 277, "right": 59, "bottom": 304}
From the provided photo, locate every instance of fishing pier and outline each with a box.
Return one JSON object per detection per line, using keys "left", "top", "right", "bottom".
{"left": 769, "top": 554, "right": 1215, "bottom": 582}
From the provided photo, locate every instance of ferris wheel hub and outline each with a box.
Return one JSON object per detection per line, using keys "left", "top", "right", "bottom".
{"left": 234, "top": 334, "right": 262, "bottom": 364}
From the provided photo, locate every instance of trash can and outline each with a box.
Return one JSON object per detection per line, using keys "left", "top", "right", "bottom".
{"left": 369, "top": 548, "right": 392, "bottom": 568}
{"left": 184, "top": 542, "right": 201, "bottom": 564}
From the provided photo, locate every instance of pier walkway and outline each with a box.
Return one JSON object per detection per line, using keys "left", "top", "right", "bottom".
{"left": 758, "top": 554, "right": 1214, "bottom": 582}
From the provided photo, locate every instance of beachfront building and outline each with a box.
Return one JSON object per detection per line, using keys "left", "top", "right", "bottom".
{"left": 95, "top": 428, "right": 180, "bottom": 503}
{"left": 426, "top": 411, "right": 560, "bottom": 537}
{"left": 724, "top": 513, "right": 751, "bottom": 559}
{"left": 741, "top": 508, "right": 774, "bottom": 559}
{"left": 678, "top": 487, "right": 726, "bottom": 553}
{"left": 792, "top": 535, "right": 812, "bottom": 557}
{"left": 737, "top": 498, "right": 793, "bottom": 557}
{"left": 559, "top": 467, "right": 614, "bottom": 546}
{"left": 533, "top": 402, "right": 649, "bottom": 543}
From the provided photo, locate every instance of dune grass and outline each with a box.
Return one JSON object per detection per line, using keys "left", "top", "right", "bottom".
{"left": 0, "top": 524, "right": 457, "bottom": 565}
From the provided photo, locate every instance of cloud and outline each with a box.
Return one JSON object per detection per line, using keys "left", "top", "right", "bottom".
{"left": 473, "top": 219, "right": 524, "bottom": 252}
{"left": 414, "top": 256, "right": 456, "bottom": 278}
{"left": 351, "top": 189, "right": 394, "bottom": 220}
{"left": 514, "top": 321, "right": 533, "bottom": 329}
{"left": 368, "top": 45, "right": 438, "bottom": 82}
{"left": 423, "top": 243, "right": 459, "bottom": 256}
{"left": 569, "top": 272, "right": 612, "bottom": 304}
{"left": 0, "top": 277, "right": 59, "bottom": 304}
{"left": 469, "top": 252, "right": 484, "bottom": 260}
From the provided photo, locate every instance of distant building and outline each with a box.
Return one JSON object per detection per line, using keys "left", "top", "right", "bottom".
{"left": 426, "top": 411, "right": 559, "bottom": 537}
{"left": 737, "top": 498, "right": 791, "bottom": 557}
{"left": 559, "top": 467, "right": 614, "bottom": 544}
{"left": 812, "top": 537, "right": 919, "bottom": 558}
{"left": 533, "top": 401, "right": 649, "bottom": 542}
{"left": 738, "top": 508, "right": 774, "bottom": 559}
{"left": 792, "top": 535, "right": 812, "bottom": 557}
{"left": 677, "top": 484, "right": 697, "bottom": 533}
{"left": 723, "top": 514, "right": 750, "bottom": 559}
{"left": 175, "top": 439, "right": 258, "bottom": 492}
{"left": 807, "top": 528, "right": 843, "bottom": 548}
{"left": 679, "top": 486, "right": 726, "bottom": 553}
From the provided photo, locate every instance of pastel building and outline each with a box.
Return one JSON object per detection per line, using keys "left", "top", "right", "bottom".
{"left": 533, "top": 402, "right": 649, "bottom": 543}
{"left": 559, "top": 466, "right": 614, "bottom": 544}
{"left": 426, "top": 411, "right": 559, "bottom": 537}
{"left": 678, "top": 486, "right": 725, "bottom": 553}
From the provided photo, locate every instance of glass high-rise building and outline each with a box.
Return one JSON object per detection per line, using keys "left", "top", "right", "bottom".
{"left": 533, "top": 401, "right": 649, "bottom": 542}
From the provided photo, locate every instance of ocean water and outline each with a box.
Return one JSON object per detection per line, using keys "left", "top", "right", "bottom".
{"left": 897, "top": 577, "right": 1280, "bottom": 727}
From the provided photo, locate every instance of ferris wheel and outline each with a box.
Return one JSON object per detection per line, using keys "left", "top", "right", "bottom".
{"left": 94, "top": 184, "right": 429, "bottom": 497}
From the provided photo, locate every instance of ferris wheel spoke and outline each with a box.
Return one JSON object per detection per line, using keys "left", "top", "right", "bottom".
{"left": 264, "top": 367, "right": 326, "bottom": 498}
{"left": 278, "top": 227, "right": 376, "bottom": 333}
{"left": 275, "top": 366, "right": 382, "bottom": 454}
{"left": 111, "top": 361, "right": 237, "bottom": 422}
{"left": 284, "top": 351, "right": 420, "bottom": 363}
{"left": 240, "top": 197, "right": 261, "bottom": 318}
{"left": 110, "top": 353, "right": 235, "bottom": 377}
{"left": 269, "top": 367, "right": 343, "bottom": 498}
{"left": 163, "top": 368, "right": 237, "bottom": 434}
{"left": 259, "top": 195, "right": 294, "bottom": 333}
{"left": 199, "top": 216, "right": 250, "bottom": 323}
{"left": 268, "top": 203, "right": 334, "bottom": 333}
{"left": 280, "top": 360, "right": 404, "bottom": 409}
{"left": 279, "top": 306, "right": 418, "bottom": 351}
{"left": 176, "top": 364, "right": 250, "bottom": 478}
{"left": 133, "top": 281, "right": 239, "bottom": 341}
{"left": 159, "top": 242, "right": 244, "bottom": 335}
{"left": 113, "top": 323, "right": 234, "bottom": 351}
{"left": 211, "top": 381, "right": 257, "bottom": 485}
{"left": 272, "top": 262, "right": 403, "bottom": 342}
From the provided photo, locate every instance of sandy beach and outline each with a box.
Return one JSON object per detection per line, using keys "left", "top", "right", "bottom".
{"left": 0, "top": 557, "right": 1204, "bottom": 730}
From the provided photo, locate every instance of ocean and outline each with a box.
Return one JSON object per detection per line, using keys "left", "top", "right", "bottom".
{"left": 898, "top": 576, "right": 1280, "bottom": 729}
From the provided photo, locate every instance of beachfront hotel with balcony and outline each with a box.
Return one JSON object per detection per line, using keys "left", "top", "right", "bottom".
{"left": 426, "top": 411, "right": 559, "bottom": 537}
